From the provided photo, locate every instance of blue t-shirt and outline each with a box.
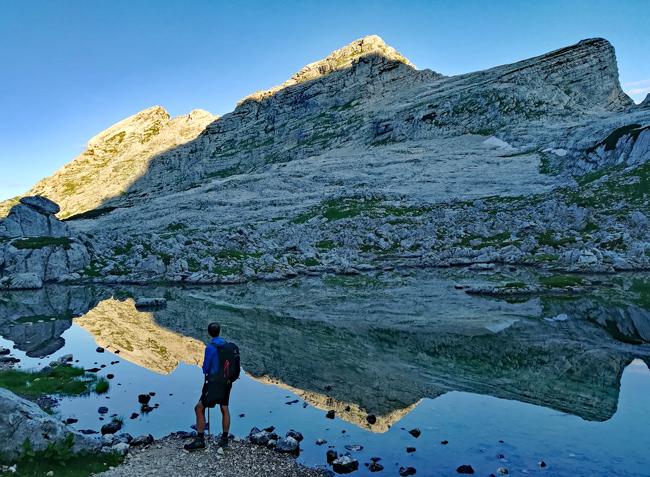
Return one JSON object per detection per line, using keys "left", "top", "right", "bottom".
{"left": 202, "top": 337, "right": 226, "bottom": 375}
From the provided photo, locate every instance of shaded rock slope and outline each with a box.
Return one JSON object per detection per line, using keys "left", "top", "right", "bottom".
{"left": 1, "top": 35, "right": 649, "bottom": 284}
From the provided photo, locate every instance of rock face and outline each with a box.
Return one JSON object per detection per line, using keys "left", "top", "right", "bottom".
{"left": 0, "top": 197, "right": 90, "bottom": 284}
{"left": 0, "top": 387, "right": 100, "bottom": 461}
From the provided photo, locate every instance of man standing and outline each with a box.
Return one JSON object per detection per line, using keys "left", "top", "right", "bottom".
{"left": 185, "top": 322, "right": 232, "bottom": 450}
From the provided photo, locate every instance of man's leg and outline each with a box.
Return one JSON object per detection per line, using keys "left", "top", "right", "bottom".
{"left": 196, "top": 401, "right": 207, "bottom": 433}
{"left": 219, "top": 404, "right": 230, "bottom": 446}
{"left": 184, "top": 400, "right": 207, "bottom": 450}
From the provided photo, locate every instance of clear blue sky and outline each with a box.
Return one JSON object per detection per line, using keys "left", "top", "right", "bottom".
{"left": 1, "top": 0, "right": 648, "bottom": 202}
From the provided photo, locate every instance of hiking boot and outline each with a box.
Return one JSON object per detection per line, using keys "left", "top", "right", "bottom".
{"left": 184, "top": 437, "right": 205, "bottom": 451}
{"left": 218, "top": 436, "right": 229, "bottom": 448}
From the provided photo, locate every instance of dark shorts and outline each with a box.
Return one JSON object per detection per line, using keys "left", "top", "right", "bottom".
{"left": 200, "top": 379, "right": 231, "bottom": 408}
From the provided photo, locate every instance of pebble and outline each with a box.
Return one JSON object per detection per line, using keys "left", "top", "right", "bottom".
{"left": 408, "top": 428, "right": 421, "bottom": 438}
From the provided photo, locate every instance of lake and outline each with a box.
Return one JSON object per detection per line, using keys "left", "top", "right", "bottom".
{"left": 1, "top": 267, "right": 649, "bottom": 476}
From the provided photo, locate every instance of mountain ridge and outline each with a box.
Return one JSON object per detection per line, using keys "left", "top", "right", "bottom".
{"left": 1, "top": 35, "right": 649, "bottom": 286}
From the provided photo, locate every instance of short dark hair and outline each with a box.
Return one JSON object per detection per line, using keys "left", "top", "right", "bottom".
{"left": 208, "top": 323, "right": 221, "bottom": 337}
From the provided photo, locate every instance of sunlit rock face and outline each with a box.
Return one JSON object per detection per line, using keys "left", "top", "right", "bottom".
{"left": 73, "top": 297, "right": 205, "bottom": 374}
{"left": 0, "top": 107, "right": 217, "bottom": 219}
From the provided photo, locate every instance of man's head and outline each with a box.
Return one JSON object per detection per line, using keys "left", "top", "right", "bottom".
{"left": 208, "top": 323, "right": 221, "bottom": 338}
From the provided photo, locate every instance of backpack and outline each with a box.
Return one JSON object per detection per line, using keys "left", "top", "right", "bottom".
{"left": 211, "top": 341, "right": 241, "bottom": 383}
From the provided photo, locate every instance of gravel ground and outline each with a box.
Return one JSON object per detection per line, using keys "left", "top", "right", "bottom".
{"left": 95, "top": 434, "right": 333, "bottom": 477}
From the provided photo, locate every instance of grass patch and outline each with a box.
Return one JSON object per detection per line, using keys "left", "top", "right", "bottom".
{"left": 0, "top": 365, "right": 102, "bottom": 397}
{"left": 166, "top": 222, "right": 187, "bottom": 232}
{"left": 214, "top": 249, "right": 262, "bottom": 260}
{"left": 536, "top": 231, "right": 577, "bottom": 248}
{"left": 11, "top": 237, "right": 75, "bottom": 250}
{"left": 523, "top": 254, "right": 559, "bottom": 262}
{"left": 323, "top": 275, "right": 386, "bottom": 288}
{"left": 304, "top": 258, "right": 320, "bottom": 267}
{"left": 94, "top": 377, "right": 109, "bottom": 394}
{"left": 539, "top": 275, "right": 585, "bottom": 288}
{"left": 502, "top": 281, "right": 527, "bottom": 289}
{"left": 315, "top": 239, "right": 336, "bottom": 250}
{"left": 6, "top": 434, "right": 124, "bottom": 475}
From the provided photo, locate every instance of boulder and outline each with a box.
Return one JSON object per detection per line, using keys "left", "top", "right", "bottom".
{"left": 274, "top": 436, "right": 299, "bottom": 453}
{"left": 111, "top": 442, "right": 130, "bottom": 456}
{"left": 286, "top": 429, "right": 303, "bottom": 442}
{"left": 249, "top": 431, "right": 270, "bottom": 446}
{"left": 101, "top": 421, "right": 122, "bottom": 435}
{"left": 130, "top": 434, "right": 154, "bottom": 446}
{"left": 332, "top": 454, "right": 359, "bottom": 474}
{"left": 20, "top": 196, "right": 61, "bottom": 215}
{"left": 408, "top": 428, "right": 421, "bottom": 438}
{"left": 0, "top": 387, "right": 100, "bottom": 461}
{"left": 0, "top": 203, "right": 69, "bottom": 238}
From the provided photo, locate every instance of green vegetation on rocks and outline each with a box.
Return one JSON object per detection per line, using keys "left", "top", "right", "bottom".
{"left": 11, "top": 237, "right": 75, "bottom": 250}
{"left": 4, "top": 435, "right": 124, "bottom": 476}
{"left": 0, "top": 365, "right": 106, "bottom": 397}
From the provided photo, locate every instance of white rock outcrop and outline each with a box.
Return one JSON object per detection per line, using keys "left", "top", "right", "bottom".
{"left": 0, "top": 387, "right": 100, "bottom": 461}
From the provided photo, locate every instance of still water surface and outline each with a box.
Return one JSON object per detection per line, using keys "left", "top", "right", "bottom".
{"left": 1, "top": 269, "right": 649, "bottom": 476}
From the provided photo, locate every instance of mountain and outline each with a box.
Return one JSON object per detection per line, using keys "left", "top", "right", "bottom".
{"left": 1, "top": 35, "right": 649, "bottom": 285}
{"left": 0, "top": 107, "right": 216, "bottom": 219}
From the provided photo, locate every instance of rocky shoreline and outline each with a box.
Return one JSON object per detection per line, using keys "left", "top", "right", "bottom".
{"left": 95, "top": 433, "right": 331, "bottom": 477}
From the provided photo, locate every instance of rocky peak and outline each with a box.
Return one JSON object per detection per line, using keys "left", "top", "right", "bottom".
{"left": 492, "top": 38, "right": 633, "bottom": 111}
{"left": 240, "top": 35, "right": 415, "bottom": 104}
{"left": 0, "top": 106, "right": 217, "bottom": 219}
{"left": 86, "top": 106, "right": 171, "bottom": 156}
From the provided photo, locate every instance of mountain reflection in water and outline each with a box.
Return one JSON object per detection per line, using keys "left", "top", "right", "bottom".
{"left": 1, "top": 270, "right": 650, "bottom": 429}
